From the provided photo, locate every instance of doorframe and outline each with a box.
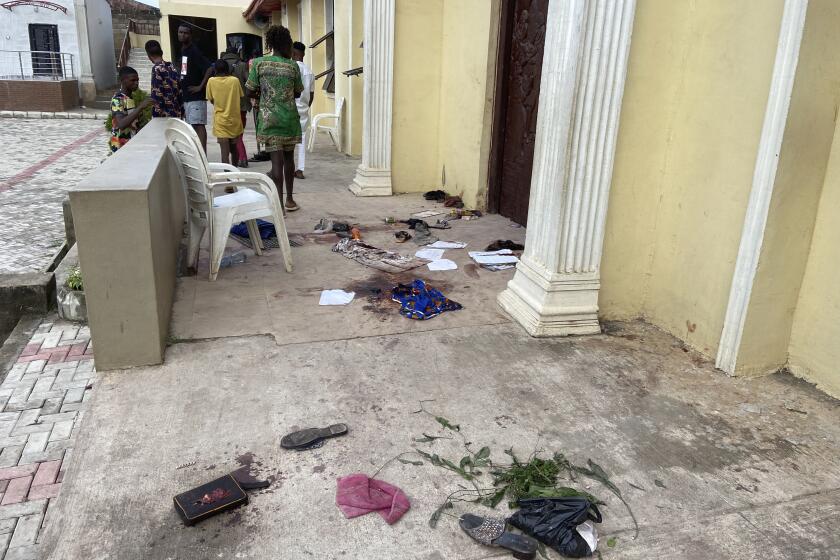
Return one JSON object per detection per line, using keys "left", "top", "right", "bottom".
{"left": 486, "top": 1, "right": 514, "bottom": 214}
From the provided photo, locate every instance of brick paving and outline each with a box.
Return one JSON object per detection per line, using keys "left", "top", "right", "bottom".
{"left": 0, "top": 319, "right": 94, "bottom": 559}
{"left": 0, "top": 119, "right": 107, "bottom": 274}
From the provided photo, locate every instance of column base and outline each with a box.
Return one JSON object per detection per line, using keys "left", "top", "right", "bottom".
{"left": 349, "top": 165, "right": 392, "bottom": 197}
{"left": 497, "top": 257, "right": 601, "bottom": 337}
{"left": 78, "top": 78, "right": 96, "bottom": 106}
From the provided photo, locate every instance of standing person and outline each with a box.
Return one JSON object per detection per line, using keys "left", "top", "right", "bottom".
{"left": 177, "top": 24, "right": 213, "bottom": 152}
{"left": 248, "top": 50, "right": 270, "bottom": 162}
{"left": 109, "top": 66, "right": 153, "bottom": 154}
{"left": 291, "top": 41, "right": 315, "bottom": 179}
{"left": 246, "top": 26, "right": 303, "bottom": 212}
{"left": 145, "top": 40, "right": 182, "bottom": 118}
{"left": 221, "top": 46, "right": 251, "bottom": 167}
{"left": 206, "top": 59, "right": 245, "bottom": 166}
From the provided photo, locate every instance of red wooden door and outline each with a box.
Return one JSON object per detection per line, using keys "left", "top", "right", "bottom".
{"left": 488, "top": 0, "right": 548, "bottom": 226}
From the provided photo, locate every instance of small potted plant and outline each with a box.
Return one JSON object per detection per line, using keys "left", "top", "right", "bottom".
{"left": 57, "top": 265, "right": 87, "bottom": 322}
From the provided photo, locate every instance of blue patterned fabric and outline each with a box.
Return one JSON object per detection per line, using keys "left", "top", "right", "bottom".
{"left": 391, "top": 280, "right": 462, "bottom": 320}
{"left": 230, "top": 219, "right": 276, "bottom": 239}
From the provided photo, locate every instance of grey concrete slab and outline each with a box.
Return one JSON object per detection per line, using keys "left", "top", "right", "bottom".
{"left": 41, "top": 321, "right": 840, "bottom": 559}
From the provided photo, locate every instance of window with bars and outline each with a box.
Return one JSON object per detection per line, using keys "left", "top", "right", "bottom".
{"left": 310, "top": 0, "right": 335, "bottom": 93}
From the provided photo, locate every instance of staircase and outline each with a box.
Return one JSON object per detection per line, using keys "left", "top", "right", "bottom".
{"left": 127, "top": 47, "right": 154, "bottom": 92}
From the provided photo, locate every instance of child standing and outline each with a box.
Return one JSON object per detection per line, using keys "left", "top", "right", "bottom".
{"left": 109, "top": 66, "right": 153, "bottom": 154}
{"left": 206, "top": 59, "right": 245, "bottom": 165}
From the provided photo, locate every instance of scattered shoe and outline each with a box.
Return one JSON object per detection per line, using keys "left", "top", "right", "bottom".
{"left": 281, "top": 423, "right": 349, "bottom": 450}
{"left": 249, "top": 151, "right": 270, "bottom": 162}
{"left": 314, "top": 218, "right": 334, "bottom": 234}
{"left": 485, "top": 239, "right": 525, "bottom": 252}
{"left": 395, "top": 231, "right": 412, "bottom": 243}
{"left": 459, "top": 514, "right": 537, "bottom": 560}
{"left": 444, "top": 195, "right": 464, "bottom": 208}
{"left": 295, "top": 170, "right": 306, "bottom": 179}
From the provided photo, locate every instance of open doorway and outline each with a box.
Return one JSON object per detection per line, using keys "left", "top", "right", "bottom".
{"left": 226, "top": 33, "right": 262, "bottom": 61}
{"left": 487, "top": 0, "right": 549, "bottom": 226}
{"left": 168, "top": 15, "right": 217, "bottom": 61}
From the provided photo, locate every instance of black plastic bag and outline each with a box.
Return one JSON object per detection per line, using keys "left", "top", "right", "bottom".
{"left": 507, "top": 497, "right": 602, "bottom": 558}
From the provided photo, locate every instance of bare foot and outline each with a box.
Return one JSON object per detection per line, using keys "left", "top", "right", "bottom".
{"left": 295, "top": 170, "right": 305, "bottom": 179}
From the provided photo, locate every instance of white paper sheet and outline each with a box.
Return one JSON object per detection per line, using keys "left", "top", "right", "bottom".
{"left": 412, "top": 210, "right": 446, "bottom": 218}
{"left": 415, "top": 248, "right": 446, "bottom": 261}
{"left": 427, "top": 259, "right": 458, "bottom": 271}
{"left": 427, "top": 241, "right": 468, "bottom": 249}
{"left": 319, "top": 290, "right": 356, "bottom": 306}
{"left": 470, "top": 254, "right": 519, "bottom": 265}
{"left": 468, "top": 249, "right": 513, "bottom": 258}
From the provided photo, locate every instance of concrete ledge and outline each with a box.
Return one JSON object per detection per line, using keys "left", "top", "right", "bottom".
{"left": 0, "top": 110, "right": 109, "bottom": 120}
{"left": 0, "top": 272, "right": 55, "bottom": 347}
{"left": 70, "top": 118, "right": 185, "bottom": 370}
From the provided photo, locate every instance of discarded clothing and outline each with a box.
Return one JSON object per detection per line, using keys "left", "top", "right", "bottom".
{"left": 336, "top": 473, "right": 410, "bottom": 525}
{"left": 391, "top": 280, "right": 462, "bottom": 320}
{"left": 412, "top": 221, "right": 438, "bottom": 246}
{"left": 423, "top": 190, "right": 447, "bottom": 202}
{"left": 230, "top": 219, "right": 276, "bottom": 239}
{"left": 444, "top": 195, "right": 464, "bottom": 208}
{"left": 332, "top": 238, "right": 427, "bottom": 273}
{"left": 486, "top": 239, "right": 525, "bottom": 252}
{"left": 319, "top": 290, "right": 356, "bottom": 306}
{"left": 508, "top": 497, "right": 602, "bottom": 558}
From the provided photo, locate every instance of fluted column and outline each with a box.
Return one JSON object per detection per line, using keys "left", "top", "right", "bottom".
{"left": 498, "top": 0, "right": 636, "bottom": 337}
{"left": 349, "top": 0, "right": 394, "bottom": 197}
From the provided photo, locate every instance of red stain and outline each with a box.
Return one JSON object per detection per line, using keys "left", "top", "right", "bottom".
{"left": 0, "top": 127, "right": 103, "bottom": 192}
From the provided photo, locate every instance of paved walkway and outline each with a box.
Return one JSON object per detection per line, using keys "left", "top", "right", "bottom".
{"left": 0, "top": 119, "right": 106, "bottom": 274}
{"left": 0, "top": 319, "right": 94, "bottom": 559}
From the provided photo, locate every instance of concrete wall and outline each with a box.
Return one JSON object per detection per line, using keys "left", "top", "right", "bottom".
{"left": 737, "top": 0, "right": 840, "bottom": 377}
{"left": 0, "top": 3, "right": 81, "bottom": 79}
{"left": 392, "top": 0, "right": 442, "bottom": 194}
{"left": 159, "top": 0, "right": 261, "bottom": 65}
{"left": 71, "top": 119, "right": 185, "bottom": 370}
{"left": 391, "top": 0, "right": 497, "bottom": 207}
{"left": 600, "top": 0, "right": 784, "bottom": 357}
{"left": 788, "top": 115, "right": 840, "bottom": 398}
{"left": 86, "top": 0, "right": 117, "bottom": 91}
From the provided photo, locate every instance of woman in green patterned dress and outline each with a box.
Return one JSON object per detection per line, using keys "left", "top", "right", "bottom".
{"left": 246, "top": 25, "right": 304, "bottom": 212}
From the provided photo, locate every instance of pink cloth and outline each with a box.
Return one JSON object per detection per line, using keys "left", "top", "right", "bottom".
{"left": 336, "top": 473, "right": 411, "bottom": 525}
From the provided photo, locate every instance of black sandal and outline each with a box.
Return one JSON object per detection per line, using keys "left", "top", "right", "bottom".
{"left": 460, "top": 514, "right": 537, "bottom": 560}
{"left": 280, "top": 423, "right": 348, "bottom": 450}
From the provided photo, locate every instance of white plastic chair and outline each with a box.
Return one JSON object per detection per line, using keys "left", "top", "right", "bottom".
{"left": 307, "top": 96, "right": 344, "bottom": 152}
{"left": 165, "top": 126, "right": 293, "bottom": 281}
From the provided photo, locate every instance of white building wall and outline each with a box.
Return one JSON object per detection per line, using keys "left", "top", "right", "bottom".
{"left": 85, "top": 0, "right": 116, "bottom": 90}
{"left": 0, "top": 3, "right": 81, "bottom": 78}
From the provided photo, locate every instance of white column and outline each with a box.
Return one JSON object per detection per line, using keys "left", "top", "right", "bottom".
{"left": 349, "top": 0, "right": 394, "bottom": 197}
{"left": 498, "top": 0, "right": 636, "bottom": 337}
{"left": 716, "top": 0, "right": 808, "bottom": 374}
{"left": 74, "top": 0, "right": 96, "bottom": 104}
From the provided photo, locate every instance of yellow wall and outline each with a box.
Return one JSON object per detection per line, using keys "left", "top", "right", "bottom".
{"left": 600, "top": 0, "right": 784, "bottom": 357}
{"left": 332, "top": 0, "right": 363, "bottom": 155}
{"left": 737, "top": 0, "right": 840, "bottom": 376}
{"left": 788, "top": 118, "right": 840, "bottom": 398}
{"left": 159, "top": 0, "right": 261, "bottom": 62}
{"left": 391, "top": 0, "right": 496, "bottom": 207}
{"left": 392, "top": 0, "right": 443, "bottom": 194}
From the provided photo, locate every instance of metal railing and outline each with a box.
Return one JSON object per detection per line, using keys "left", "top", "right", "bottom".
{"left": 0, "top": 50, "right": 75, "bottom": 80}
{"left": 117, "top": 19, "right": 158, "bottom": 70}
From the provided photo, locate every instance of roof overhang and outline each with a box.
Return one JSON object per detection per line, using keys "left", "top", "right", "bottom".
{"left": 243, "top": 0, "right": 284, "bottom": 22}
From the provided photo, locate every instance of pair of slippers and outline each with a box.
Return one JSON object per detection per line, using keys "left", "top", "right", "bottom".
{"left": 280, "top": 423, "right": 348, "bottom": 450}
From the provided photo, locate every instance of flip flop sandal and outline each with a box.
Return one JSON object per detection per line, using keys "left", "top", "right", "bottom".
{"left": 395, "top": 231, "right": 412, "bottom": 243}
{"left": 281, "top": 423, "right": 348, "bottom": 450}
{"left": 285, "top": 203, "right": 301, "bottom": 212}
{"left": 459, "top": 514, "right": 537, "bottom": 560}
